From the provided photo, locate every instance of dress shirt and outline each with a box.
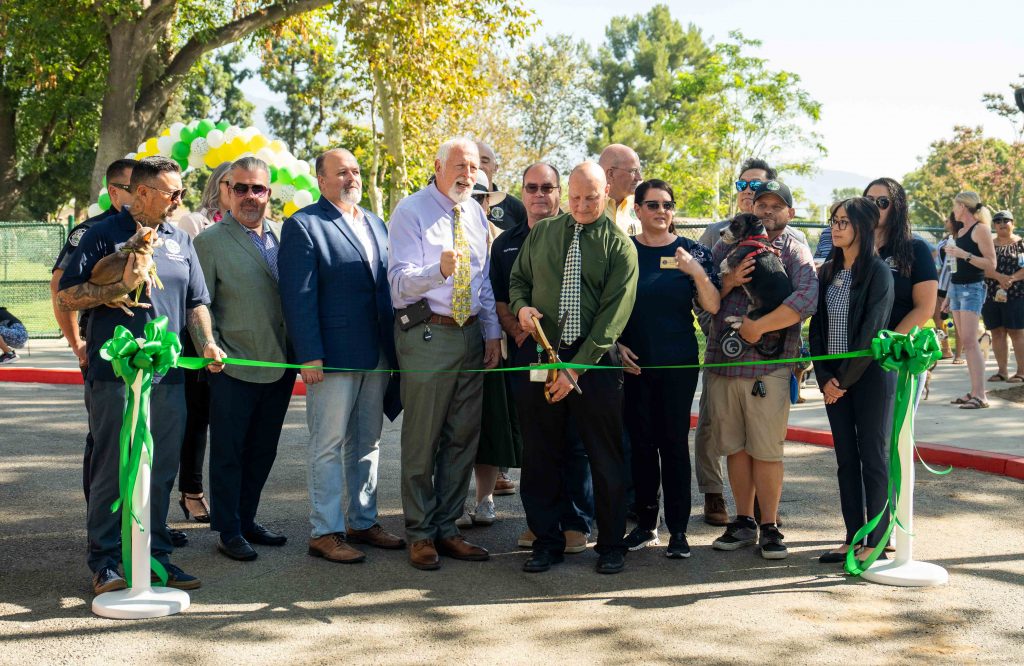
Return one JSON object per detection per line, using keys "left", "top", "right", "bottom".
{"left": 328, "top": 199, "right": 379, "bottom": 279}
{"left": 605, "top": 194, "right": 639, "bottom": 236}
{"left": 388, "top": 183, "right": 500, "bottom": 339}
{"left": 243, "top": 223, "right": 280, "bottom": 281}
{"left": 509, "top": 211, "right": 638, "bottom": 367}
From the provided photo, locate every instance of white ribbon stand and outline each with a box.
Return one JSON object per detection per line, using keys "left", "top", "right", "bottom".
{"left": 93, "top": 370, "right": 190, "bottom": 618}
{"left": 862, "top": 380, "right": 948, "bottom": 587}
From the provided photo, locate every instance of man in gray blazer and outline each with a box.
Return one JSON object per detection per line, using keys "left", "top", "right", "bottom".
{"left": 193, "top": 156, "right": 296, "bottom": 561}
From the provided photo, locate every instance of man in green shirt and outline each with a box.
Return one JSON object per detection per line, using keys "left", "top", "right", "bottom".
{"left": 509, "top": 161, "right": 638, "bottom": 575}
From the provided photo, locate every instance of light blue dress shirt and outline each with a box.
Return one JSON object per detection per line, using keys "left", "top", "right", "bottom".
{"left": 388, "top": 183, "right": 500, "bottom": 339}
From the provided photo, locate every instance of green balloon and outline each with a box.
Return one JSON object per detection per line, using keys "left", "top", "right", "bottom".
{"left": 175, "top": 156, "right": 189, "bottom": 171}
{"left": 98, "top": 191, "right": 111, "bottom": 210}
{"left": 171, "top": 141, "right": 190, "bottom": 160}
{"left": 102, "top": 175, "right": 107, "bottom": 186}
{"left": 277, "top": 167, "right": 294, "bottom": 185}
{"left": 196, "top": 119, "right": 215, "bottom": 138}
{"left": 309, "top": 187, "right": 321, "bottom": 200}
{"left": 269, "top": 165, "right": 279, "bottom": 183}
{"left": 293, "top": 174, "right": 317, "bottom": 191}
{"left": 180, "top": 127, "right": 194, "bottom": 145}
{"left": 216, "top": 120, "right": 229, "bottom": 131}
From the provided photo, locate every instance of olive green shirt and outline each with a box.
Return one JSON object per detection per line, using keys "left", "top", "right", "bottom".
{"left": 509, "top": 211, "right": 638, "bottom": 368}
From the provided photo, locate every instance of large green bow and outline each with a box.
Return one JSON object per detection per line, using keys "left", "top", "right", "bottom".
{"left": 99, "top": 316, "right": 181, "bottom": 587}
{"left": 846, "top": 327, "right": 946, "bottom": 576}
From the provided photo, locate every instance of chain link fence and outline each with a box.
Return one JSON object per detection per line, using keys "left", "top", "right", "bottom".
{"left": 0, "top": 221, "right": 66, "bottom": 339}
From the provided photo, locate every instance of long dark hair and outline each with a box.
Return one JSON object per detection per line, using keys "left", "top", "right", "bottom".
{"left": 863, "top": 176, "right": 912, "bottom": 277}
{"left": 820, "top": 197, "right": 879, "bottom": 288}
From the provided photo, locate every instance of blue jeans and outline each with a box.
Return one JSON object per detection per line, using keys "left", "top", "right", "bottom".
{"left": 305, "top": 364, "right": 388, "bottom": 537}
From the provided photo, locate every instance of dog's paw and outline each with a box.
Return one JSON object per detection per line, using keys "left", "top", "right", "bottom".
{"left": 724, "top": 315, "right": 743, "bottom": 329}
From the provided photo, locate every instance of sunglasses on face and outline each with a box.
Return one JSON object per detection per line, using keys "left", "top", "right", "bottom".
{"left": 144, "top": 184, "right": 186, "bottom": 201}
{"left": 829, "top": 217, "right": 850, "bottom": 230}
{"left": 640, "top": 201, "right": 676, "bottom": 211}
{"left": 109, "top": 183, "right": 131, "bottom": 193}
{"left": 523, "top": 183, "right": 558, "bottom": 194}
{"left": 866, "top": 195, "right": 890, "bottom": 210}
{"left": 231, "top": 183, "right": 270, "bottom": 197}
{"left": 735, "top": 179, "right": 764, "bottom": 192}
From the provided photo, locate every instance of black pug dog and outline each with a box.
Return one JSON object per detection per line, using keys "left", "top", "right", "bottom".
{"left": 718, "top": 213, "right": 793, "bottom": 357}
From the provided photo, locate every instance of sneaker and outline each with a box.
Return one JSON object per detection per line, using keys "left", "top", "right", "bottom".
{"left": 455, "top": 511, "right": 473, "bottom": 528}
{"left": 758, "top": 523, "right": 789, "bottom": 560}
{"left": 92, "top": 566, "right": 127, "bottom": 595}
{"left": 563, "top": 530, "right": 588, "bottom": 554}
{"left": 471, "top": 499, "right": 496, "bottom": 526}
{"left": 596, "top": 550, "right": 625, "bottom": 574}
{"left": 623, "top": 526, "right": 659, "bottom": 551}
{"left": 154, "top": 562, "right": 202, "bottom": 590}
{"left": 0, "top": 351, "right": 18, "bottom": 364}
{"left": 516, "top": 528, "right": 535, "bottom": 548}
{"left": 666, "top": 532, "right": 691, "bottom": 559}
{"left": 493, "top": 472, "right": 516, "bottom": 496}
{"left": 712, "top": 517, "right": 758, "bottom": 551}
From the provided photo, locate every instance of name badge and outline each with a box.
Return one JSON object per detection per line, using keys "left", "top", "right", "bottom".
{"left": 529, "top": 364, "right": 547, "bottom": 382}
{"left": 660, "top": 256, "right": 677, "bottom": 270}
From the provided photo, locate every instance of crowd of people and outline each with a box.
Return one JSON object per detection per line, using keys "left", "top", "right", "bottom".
{"left": 45, "top": 135, "right": 1021, "bottom": 596}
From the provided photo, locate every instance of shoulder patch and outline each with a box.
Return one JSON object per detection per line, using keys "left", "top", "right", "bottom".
{"left": 69, "top": 228, "right": 87, "bottom": 247}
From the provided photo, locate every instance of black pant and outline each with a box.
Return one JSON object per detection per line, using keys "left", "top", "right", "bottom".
{"left": 623, "top": 366, "right": 699, "bottom": 534}
{"left": 824, "top": 363, "right": 895, "bottom": 547}
{"left": 81, "top": 364, "right": 94, "bottom": 502}
{"left": 178, "top": 337, "right": 210, "bottom": 495}
{"left": 207, "top": 370, "right": 296, "bottom": 537}
{"left": 515, "top": 349, "right": 626, "bottom": 556}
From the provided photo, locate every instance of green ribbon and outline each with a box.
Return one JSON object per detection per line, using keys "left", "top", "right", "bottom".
{"left": 844, "top": 327, "right": 950, "bottom": 576}
{"left": 99, "top": 316, "right": 181, "bottom": 587}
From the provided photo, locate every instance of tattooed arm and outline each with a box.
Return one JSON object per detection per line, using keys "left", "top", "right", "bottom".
{"left": 57, "top": 252, "right": 149, "bottom": 312}
{"left": 187, "top": 305, "right": 226, "bottom": 373}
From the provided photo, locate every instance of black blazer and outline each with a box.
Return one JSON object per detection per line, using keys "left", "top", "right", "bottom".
{"left": 809, "top": 255, "right": 894, "bottom": 390}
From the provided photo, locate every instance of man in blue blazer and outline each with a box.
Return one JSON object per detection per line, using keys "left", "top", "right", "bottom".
{"left": 279, "top": 148, "right": 405, "bottom": 565}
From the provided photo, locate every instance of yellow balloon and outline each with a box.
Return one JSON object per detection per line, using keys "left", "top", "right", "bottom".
{"left": 145, "top": 137, "right": 158, "bottom": 154}
{"left": 248, "top": 134, "right": 269, "bottom": 152}
{"left": 268, "top": 140, "right": 286, "bottom": 153}
{"left": 204, "top": 151, "right": 220, "bottom": 168}
{"left": 283, "top": 201, "right": 298, "bottom": 218}
{"left": 135, "top": 151, "right": 150, "bottom": 160}
{"left": 161, "top": 128, "right": 171, "bottom": 137}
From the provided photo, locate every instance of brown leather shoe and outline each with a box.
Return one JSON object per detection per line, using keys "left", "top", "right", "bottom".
{"left": 308, "top": 533, "right": 366, "bottom": 564}
{"left": 493, "top": 472, "right": 516, "bottom": 496}
{"left": 436, "top": 534, "right": 489, "bottom": 561}
{"left": 409, "top": 538, "right": 441, "bottom": 570}
{"left": 347, "top": 524, "right": 406, "bottom": 550}
{"left": 563, "top": 530, "right": 589, "bottom": 554}
{"left": 703, "top": 493, "right": 729, "bottom": 526}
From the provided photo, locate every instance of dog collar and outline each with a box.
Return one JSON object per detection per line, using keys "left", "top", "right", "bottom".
{"left": 737, "top": 234, "right": 780, "bottom": 257}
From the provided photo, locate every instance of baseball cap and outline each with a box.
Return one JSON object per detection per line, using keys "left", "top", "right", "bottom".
{"left": 992, "top": 210, "right": 1014, "bottom": 222}
{"left": 752, "top": 180, "right": 793, "bottom": 208}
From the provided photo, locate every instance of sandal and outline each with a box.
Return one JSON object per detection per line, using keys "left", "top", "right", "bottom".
{"left": 950, "top": 393, "right": 973, "bottom": 404}
{"left": 1007, "top": 374, "right": 1024, "bottom": 384}
{"left": 988, "top": 373, "right": 1007, "bottom": 382}
{"left": 179, "top": 492, "right": 211, "bottom": 522}
{"left": 952, "top": 358, "right": 966, "bottom": 365}
{"left": 959, "top": 397, "right": 990, "bottom": 410}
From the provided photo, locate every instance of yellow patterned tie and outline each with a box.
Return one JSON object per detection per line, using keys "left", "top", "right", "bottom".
{"left": 451, "top": 204, "right": 472, "bottom": 325}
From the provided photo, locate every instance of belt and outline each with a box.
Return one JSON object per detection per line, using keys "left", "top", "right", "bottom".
{"left": 428, "top": 314, "right": 478, "bottom": 327}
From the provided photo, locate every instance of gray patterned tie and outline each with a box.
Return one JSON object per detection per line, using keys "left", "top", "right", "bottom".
{"left": 559, "top": 222, "right": 582, "bottom": 344}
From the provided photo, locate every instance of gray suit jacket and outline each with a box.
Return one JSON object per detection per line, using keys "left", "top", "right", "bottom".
{"left": 194, "top": 213, "right": 287, "bottom": 383}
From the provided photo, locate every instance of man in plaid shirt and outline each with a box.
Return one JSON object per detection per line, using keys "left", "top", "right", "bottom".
{"left": 704, "top": 180, "right": 818, "bottom": 560}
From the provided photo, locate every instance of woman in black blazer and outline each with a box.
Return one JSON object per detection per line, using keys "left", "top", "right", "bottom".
{"left": 809, "top": 197, "right": 894, "bottom": 564}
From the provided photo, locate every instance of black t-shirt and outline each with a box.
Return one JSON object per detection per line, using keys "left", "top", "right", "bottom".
{"left": 879, "top": 238, "right": 937, "bottom": 330}
{"left": 489, "top": 221, "right": 530, "bottom": 303}
{"left": 487, "top": 189, "right": 527, "bottom": 232}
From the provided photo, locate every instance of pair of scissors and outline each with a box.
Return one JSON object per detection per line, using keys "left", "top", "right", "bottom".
{"left": 531, "top": 312, "right": 583, "bottom": 403}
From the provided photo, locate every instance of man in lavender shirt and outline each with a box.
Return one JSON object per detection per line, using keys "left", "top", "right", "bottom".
{"left": 388, "top": 137, "right": 502, "bottom": 571}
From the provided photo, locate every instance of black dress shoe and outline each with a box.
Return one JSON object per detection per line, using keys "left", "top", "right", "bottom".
{"left": 168, "top": 525, "right": 188, "bottom": 548}
{"left": 596, "top": 550, "right": 625, "bottom": 574}
{"left": 243, "top": 523, "right": 287, "bottom": 546}
{"left": 522, "top": 550, "right": 564, "bottom": 573}
{"left": 818, "top": 550, "right": 849, "bottom": 564}
{"left": 218, "top": 535, "right": 258, "bottom": 561}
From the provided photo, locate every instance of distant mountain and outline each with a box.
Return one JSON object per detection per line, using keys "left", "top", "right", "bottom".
{"left": 786, "top": 169, "right": 873, "bottom": 207}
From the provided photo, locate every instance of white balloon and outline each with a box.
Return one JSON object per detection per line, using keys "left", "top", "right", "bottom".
{"left": 88, "top": 203, "right": 103, "bottom": 217}
{"left": 224, "top": 126, "right": 240, "bottom": 142}
{"left": 190, "top": 137, "right": 210, "bottom": 157}
{"left": 256, "top": 147, "right": 275, "bottom": 163}
{"left": 206, "top": 129, "right": 224, "bottom": 149}
{"left": 137, "top": 142, "right": 148, "bottom": 153}
{"left": 274, "top": 184, "right": 296, "bottom": 202}
{"left": 125, "top": 152, "right": 137, "bottom": 160}
{"left": 293, "top": 189, "right": 314, "bottom": 208}
{"left": 293, "top": 160, "right": 311, "bottom": 176}
{"left": 169, "top": 122, "right": 185, "bottom": 142}
{"left": 188, "top": 152, "right": 205, "bottom": 169}
{"left": 157, "top": 135, "right": 174, "bottom": 155}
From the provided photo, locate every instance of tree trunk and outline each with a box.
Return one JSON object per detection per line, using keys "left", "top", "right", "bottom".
{"left": 373, "top": 69, "right": 408, "bottom": 215}
{"left": 365, "top": 94, "right": 385, "bottom": 218}
{"left": 0, "top": 83, "right": 22, "bottom": 218}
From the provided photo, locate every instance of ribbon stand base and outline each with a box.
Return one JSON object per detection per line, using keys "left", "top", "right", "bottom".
{"left": 862, "top": 396, "right": 947, "bottom": 588}
{"left": 93, "top": 373, "right": 190, "bottom": 619}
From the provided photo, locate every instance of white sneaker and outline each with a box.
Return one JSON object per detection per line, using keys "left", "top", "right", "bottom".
{"left": 0, "top": 351, "right": 18, "bottom": 364}
{"left": 471, "top": 499, "right": 495, "bottom": 526}
{"left": 455, "top": 511, "right": 473, "bottom": 528}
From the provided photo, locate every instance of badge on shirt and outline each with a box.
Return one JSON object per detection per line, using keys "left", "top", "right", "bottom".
{"left": 529, "top": 363, "right": 547, "bottom": 382}
{"left": 660, "top": 256, "right": 678, "bottom": 270}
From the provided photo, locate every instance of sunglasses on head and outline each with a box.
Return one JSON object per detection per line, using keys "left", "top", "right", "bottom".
{"left": 231, "top": 183, "right": 270, "bottom": 197}
{"left": 523, "top": 183, "right": 558, "bottom": 194}
{"left": 641, "top": 201, "right": 676, "bottom": 211}
{"left": 735, "top": 179, "right": 764, "bottom": 193}
{"left": 866, "top": 195, "right": 890, "bottom": 210}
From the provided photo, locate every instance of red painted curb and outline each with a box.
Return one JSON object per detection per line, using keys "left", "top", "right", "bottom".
{"left": 0, "top": 366, "right": 309, "bottom": 396}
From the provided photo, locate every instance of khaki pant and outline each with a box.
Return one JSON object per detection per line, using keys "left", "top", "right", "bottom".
{"left": 693, "top": 372, "right": 724, "bottom": 494}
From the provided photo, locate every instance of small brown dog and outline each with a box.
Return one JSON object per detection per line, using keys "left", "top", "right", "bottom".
{"left": 87, "top": 224, "right": 162, "bottom": 315}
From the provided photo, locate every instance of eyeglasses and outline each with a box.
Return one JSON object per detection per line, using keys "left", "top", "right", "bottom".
{"left": 231, "top": 183, "right": 270, "bottom": 197}
{"left": 866, "top": 195, "right": 890, "bottom": 210}
{"left": 829, "top": 217, "right": 850, "bottom": 231}
{"left": 609, "top": 166, "right": 643, "bottom": 178}
{"left": 735, "top": 179, "right": 764, "bottom": 192}
{"left": 109, "top": 183, "right": 131, "bottom": 193}
{"left": 640, "top": 201, "right": 676, "bottom": 211}
{"left": 523, "top": 183, "right": 559, "bottom": 194}
{"left": 143, "top": 184, "right": 186, "bottom": 201}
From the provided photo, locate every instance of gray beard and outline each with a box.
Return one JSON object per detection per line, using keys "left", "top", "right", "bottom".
{"left": 340, "top": 189, "right": 361, "bottom": 206}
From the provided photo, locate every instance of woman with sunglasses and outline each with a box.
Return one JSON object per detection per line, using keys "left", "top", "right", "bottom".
{"left": 173, "top": 161, "right": 233, "bottom": 523}
{"left": 982, "top": 210, "right": 1024, "bottom": 383}
{"left": 809, "top": 198, "right": 894, "bottom": 564}
{"left": 616, "top": 180, "right": 719, "bottom": 558}
{"left": 945, "top": 191, "right": 997, "bottom": 409}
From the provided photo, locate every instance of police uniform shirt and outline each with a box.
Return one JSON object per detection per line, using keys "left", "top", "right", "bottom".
{"left": 487, "top": 189, "right": 527, "bottom": 232}
{"left": 53, "top": 208, "right": 118, "bottom": 339}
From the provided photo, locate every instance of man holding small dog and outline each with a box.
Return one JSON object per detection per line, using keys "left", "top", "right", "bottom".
{"left": 705, "top": 180, "right": 817, "bottom": 560}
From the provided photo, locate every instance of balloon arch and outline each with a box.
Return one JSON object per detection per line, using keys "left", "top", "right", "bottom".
{"left": 90, "top": 119, "right": 319, "bottom": 219}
